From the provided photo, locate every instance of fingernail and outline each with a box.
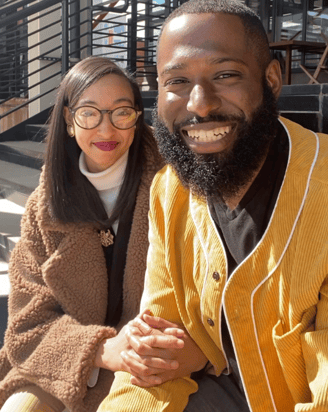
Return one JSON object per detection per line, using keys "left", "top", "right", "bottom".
{"left": 144, "top": 309, "right": 154, "bottom": 316}
{"left": 120, "top": 351, "right": 126, "bottom": 358}
{"left": 171, "top": 361, "right": 179, "bottom": 369}
{"left": 154, "top": 377, "right": 161, "bottom": 384}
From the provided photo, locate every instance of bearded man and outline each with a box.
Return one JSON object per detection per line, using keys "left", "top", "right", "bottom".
{"left": 98, "top": 1, "right": 328, "bottom": 411}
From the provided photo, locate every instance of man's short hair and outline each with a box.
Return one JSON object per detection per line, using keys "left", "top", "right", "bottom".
{"left": 158, "top": 0, "right": 271, "bottom": 72}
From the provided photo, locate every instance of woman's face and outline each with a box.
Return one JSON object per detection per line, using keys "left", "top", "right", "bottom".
{"left": 64, "top": 73, "right": 136, "bottom": 173}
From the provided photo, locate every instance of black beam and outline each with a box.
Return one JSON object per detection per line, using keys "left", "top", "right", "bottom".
{"left": 62, "top": 0, "right": 69, "bottom": 74}
{"left": 129, "top": 0, "right": 138, "bottom": 74}
{"left": 70, "top": 0, "right": 80, "bottom": 60}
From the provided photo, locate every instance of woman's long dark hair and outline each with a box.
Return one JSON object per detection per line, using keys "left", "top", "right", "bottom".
{"left": 45, "top": 56, "right": 154, "bottom": 228}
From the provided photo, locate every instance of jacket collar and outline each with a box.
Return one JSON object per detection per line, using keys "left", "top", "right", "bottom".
{"left": 189, "top": 116, "right": 319, "bottom": 285}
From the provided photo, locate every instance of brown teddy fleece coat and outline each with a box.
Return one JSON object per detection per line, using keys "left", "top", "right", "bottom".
{"left": 0, "top": 138, "right": 162, "bottom": 412}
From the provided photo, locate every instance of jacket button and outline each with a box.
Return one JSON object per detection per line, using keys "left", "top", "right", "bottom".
{"left": 213, "top": 271, "right": 220, "bottom": 281}
{"left": 207, "top": 318, "right": 215, "bottom": 327}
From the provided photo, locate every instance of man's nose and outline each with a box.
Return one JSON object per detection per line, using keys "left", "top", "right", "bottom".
{"left": 187, "top": 83, "right": 221, "bottom": 118}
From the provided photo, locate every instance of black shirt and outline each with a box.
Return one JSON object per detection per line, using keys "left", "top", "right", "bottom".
{"left": 208, "top": 123, "right": 289, "bottom": 392}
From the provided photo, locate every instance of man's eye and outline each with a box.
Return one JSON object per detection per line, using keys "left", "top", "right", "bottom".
{"left": 215, "top": 73, "right": 239, "bottom": 80}
{"left": 165, "top": 78, "right": 188, "bottom": 86}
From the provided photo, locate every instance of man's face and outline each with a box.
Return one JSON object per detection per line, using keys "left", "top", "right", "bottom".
{"left": 155, "top": 12, "right": 282, "bottom": 199}
{"left": 157, "top": 13, "right": 280, "bottom": 154}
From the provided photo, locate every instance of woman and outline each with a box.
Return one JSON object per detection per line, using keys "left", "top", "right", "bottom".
{"left": 0, "top": 56, "right": 167, "bottom": 412}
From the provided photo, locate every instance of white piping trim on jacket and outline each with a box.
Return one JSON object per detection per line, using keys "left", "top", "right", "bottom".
{"left": 217, "top": 123, "right": 294, "bottom": 412}
{"left": 249, "top": 126, "right": 319, "bottom": 412}
{"left": 220, "top": 122, "right": 319, "bottom": 411}
{"left": 189, "top": 192, "right": 209, "bottom": 324}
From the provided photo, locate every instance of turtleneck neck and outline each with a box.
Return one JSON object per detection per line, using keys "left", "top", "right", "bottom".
{"left": 79, "top": 149, "right": 129, "bottom": 191}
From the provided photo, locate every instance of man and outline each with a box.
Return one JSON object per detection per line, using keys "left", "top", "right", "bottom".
{"left": 98, "top": 1, "right": 328, "bottom": 411}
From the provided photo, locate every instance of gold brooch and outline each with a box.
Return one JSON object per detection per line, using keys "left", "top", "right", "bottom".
{"left": 98, "top": 229, "right": 114, "bottom": 247}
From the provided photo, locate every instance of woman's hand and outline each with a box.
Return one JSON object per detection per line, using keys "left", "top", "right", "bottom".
{"left": 94, "top": 325, "right": 131, "bottom": 372}
{"left": 121, "top": 311, "right": 208, "bottom": 387}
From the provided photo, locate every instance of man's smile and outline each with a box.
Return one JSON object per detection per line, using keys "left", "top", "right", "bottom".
{"left": 179, "top": 122, "right": 235, "bottom": 150}
{"left": 182, "top": 125, "right": 231, "bottom": 142}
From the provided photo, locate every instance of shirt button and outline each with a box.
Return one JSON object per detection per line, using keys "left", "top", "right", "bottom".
{"left": 207, "top": 318, "right": 215, "bottom": 327}
{"left": 213, "top": 271, "right": 220, "bottom": 281}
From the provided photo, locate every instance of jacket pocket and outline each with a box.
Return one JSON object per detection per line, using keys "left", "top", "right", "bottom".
{"left": 272, "top": 305, "right": 316, "bottom": 403}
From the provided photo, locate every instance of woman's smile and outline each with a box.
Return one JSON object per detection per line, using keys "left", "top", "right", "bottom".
{"left": 93, "top": 141, "right": 119, "bottom": 151}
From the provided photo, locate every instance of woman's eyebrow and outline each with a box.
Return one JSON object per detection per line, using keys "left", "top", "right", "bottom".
{"left": 77, "top": 97, "right": 134, "bottom": 106}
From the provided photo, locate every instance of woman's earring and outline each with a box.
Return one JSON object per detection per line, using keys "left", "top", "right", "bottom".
{"left": 67, "top": 124, "right": 75, "bottom": 138}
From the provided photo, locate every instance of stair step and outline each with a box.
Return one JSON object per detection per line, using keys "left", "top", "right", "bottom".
{"left": 0, "top": 260, "right": 8, "bottom": 276}
{"left": 0, "top": 141, "right": 45, "bottom": 170}
{"left": 0, "top": 197, "right": 25, "bottom": 262}
{"left": 0, "top": 160, "right": 40, "bottom": 198}
{"left": 25, "top": 124, "right": 48, "bottom": 142}
{"left": 0, "top": 273, "right": 10, "bottom": 296}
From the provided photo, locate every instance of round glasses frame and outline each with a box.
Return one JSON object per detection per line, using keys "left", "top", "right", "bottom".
{"left": 69, "top": 106, "right": 142, "bottom": 130}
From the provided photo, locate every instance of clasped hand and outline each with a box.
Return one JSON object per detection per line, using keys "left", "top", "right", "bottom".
{"left": 95, "top": 310, "right": 207, "bottom": 387}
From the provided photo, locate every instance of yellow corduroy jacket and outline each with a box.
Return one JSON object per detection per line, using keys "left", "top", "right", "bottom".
{"left": 98, "top": 117, "right": 328, "bottom": 412}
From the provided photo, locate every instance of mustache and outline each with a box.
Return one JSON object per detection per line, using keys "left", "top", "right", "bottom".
{"left": 173, "top": 113, "right": 246, "bottom": 132}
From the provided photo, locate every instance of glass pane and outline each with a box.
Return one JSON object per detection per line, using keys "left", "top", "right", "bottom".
{"left": 275, "top": 0, "right": 304, "bottom": 41}
{"left": 307, "top": 0, "right": 328, "bottom": 40}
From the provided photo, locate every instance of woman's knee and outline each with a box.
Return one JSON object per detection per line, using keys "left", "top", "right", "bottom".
{"left": 1, "top": 385, "right": 65, "bottom": 412}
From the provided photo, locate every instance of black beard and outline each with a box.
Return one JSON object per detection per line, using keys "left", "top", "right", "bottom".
{"left": 152, "top": 81, "right": 279, "bottom": 200}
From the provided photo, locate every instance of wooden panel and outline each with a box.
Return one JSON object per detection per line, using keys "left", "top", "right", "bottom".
{"left": 0, "top": 98, "right": 28, "bottom": 134}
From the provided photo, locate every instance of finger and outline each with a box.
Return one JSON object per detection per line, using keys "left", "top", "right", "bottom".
{"left": 126, "top": 323, "right": 144, "bottom": 337}
{"left": 121, "top": 350, "right": 179, "bottom": 370}
{"left": 131, "top": 369, "right": 177, "bottom": 387}
{"left": 162, "top": 327, "right": 187, "bottom": 338}
{"left": 120, "top": 351, "right": 161, "bottom": 377}
{"left": 129, "top": 316, "right": 153, "bottom": 335}
{"left": 142, "top": 314, "right": 181, "bottom": 331}
{"left": 130, "top": 374, "right": 162, "bottom": 387}
{"left": 139, "top": 334, "right": 184, "bottom": 349}
{"left": 126, "top": 331, "right": 153, "bottom": 355}
{"left": 139, "top": 308, "right": 154, "bottom": 318}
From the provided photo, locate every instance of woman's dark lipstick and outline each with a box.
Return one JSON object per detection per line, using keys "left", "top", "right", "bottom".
{"left": 94, "top": 141, "right": 119, "bottom": 151}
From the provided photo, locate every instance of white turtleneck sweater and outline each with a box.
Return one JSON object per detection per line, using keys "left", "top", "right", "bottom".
{"left": 79, "top": 150, "right": 129, "bottom": 234}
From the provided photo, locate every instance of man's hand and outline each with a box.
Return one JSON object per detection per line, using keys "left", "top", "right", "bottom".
{"left": 121, "top": 310, "right": 208, "bottom": 387}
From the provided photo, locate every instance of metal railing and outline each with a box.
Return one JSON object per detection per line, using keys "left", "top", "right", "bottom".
{"left": 0, "top": 0, "right": 188, "bottom": 133}
{"left": 0, "top": 0, "right": 82, "bottom": 132}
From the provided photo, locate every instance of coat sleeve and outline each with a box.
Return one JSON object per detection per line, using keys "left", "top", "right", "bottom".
{"left": 97, "top": 173, "right": 198, "bottom": 412}
{"left": 300, "top": 276, "right": 328, "bottom": 411}
{"left": 4, "top": 192, "right": 116, "bottom": 411}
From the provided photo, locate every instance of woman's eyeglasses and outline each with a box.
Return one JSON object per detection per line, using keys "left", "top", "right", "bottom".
{"left": 70, "top": 106, "right": 142, "bottom": 130}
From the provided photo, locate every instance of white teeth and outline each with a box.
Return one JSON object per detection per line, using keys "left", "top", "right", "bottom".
{"left": 186, "top": 126, "right": 230, "bottom": 142}
{"left": 200, "top": 130, "right": 206, "bottom": 139}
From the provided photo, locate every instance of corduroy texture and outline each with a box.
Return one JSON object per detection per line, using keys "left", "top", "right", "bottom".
{"left": 0, "top": 133, "right": 162, "bottom": 412}
{"left": 99, "top": 117, "right": 328, "bottom": 412}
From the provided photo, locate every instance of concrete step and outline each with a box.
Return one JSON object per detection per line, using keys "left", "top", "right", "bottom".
{"left": 0, "top": 259, "right": 8, "bottom": 276}
{"left": 25, "top": 124, "right": 48, "bottom": 142}
{"left": 0, "top": 140, "right": 45, "bottom": 170}
{"left": 0, "top": 159, "right": 40, "bottom": 199}
{"left": 0, "top": 197, "right": 25, "bottom": 262}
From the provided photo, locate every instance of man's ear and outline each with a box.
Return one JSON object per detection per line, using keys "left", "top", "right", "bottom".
{"left": 63, "top": 106, "right": 73, "bottom": 125}
{"left": 265, "top": 59, "right": 282, "bottom": 99}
